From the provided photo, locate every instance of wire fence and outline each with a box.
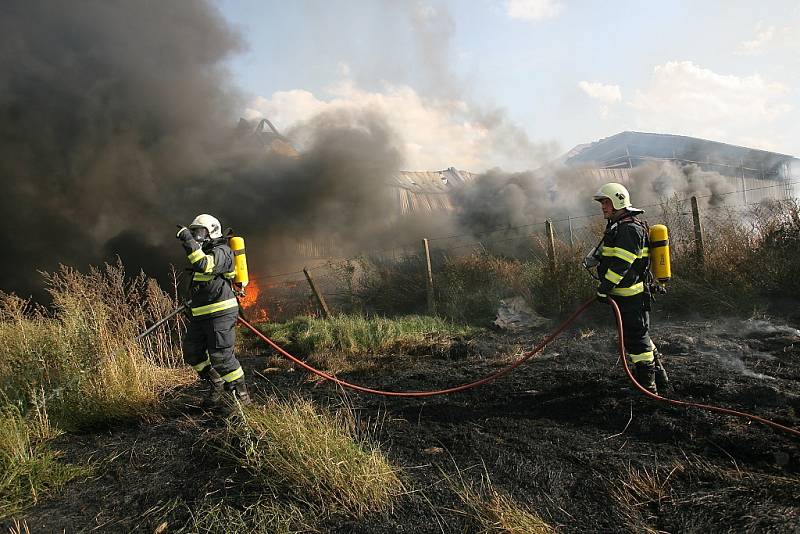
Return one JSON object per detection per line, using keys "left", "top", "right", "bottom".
{"left": 244, "top": 179, "right": 800, "bottom": 322}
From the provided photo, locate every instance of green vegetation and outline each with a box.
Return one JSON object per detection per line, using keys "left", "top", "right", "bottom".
{"left": 257, "top": 313, "right": 480, "bottom": 356}
{"left": 0, "top": 404, "right": 91, "bottom": 520}
{"left": 217, "top": 396, "right": 404, "bottom": 518}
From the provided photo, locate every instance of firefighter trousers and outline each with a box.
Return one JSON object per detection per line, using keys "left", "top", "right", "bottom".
{"left": 615, "top": 294, "right": 655, "bottom": 364}
{"left": 182, "top": 312, "right": 244, "bottom": 383}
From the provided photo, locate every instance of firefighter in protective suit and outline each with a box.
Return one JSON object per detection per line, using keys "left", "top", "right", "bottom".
{"left": 588, "top": 183, "right": 669, "bottom": 395}
{"left": 176, "top": 214, "right": 251, "bottom": 407}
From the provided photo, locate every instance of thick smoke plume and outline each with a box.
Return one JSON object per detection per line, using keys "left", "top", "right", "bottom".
{"left": 0, "top": 1, "right": 407, "bottom": 300}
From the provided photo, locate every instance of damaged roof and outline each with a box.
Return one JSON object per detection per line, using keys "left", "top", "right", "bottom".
{"left": 389, "top": 167, "right": 476, "bottom": 215}
{"left": 565, "top": 131, "right": 797, "bottom": 179}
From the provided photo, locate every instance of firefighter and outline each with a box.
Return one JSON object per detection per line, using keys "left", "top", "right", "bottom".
{"left": 176, "top": 214, "right": 251, "bottom": 408}
{"left": 589, "top": 183, "right": 669, "bottom": 395}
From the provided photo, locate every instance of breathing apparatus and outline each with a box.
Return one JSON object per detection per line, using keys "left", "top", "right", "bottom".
{"left": 228, "top": 235, "right": 249, "bottom": 293}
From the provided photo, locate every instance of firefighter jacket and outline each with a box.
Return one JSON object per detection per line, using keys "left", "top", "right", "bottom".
{"left": 179, "top": 235, "right": 239, "bottom": 320}
{"left": 597, "top": 213, "right": 650, "bottom": 298}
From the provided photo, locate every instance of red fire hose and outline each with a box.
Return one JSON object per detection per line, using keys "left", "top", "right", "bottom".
{"left": 237, "top": 297, "right": 800, "bottom": 438}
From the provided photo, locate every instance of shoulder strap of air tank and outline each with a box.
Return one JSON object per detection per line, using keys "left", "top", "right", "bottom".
{"left": 619, "top": 215, "right": 649, "bottom": 238}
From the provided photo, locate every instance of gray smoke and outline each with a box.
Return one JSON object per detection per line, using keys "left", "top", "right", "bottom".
{"left": 626, "top": 161, "right": 732, "bottom": 207}
{"left": 406, "top": 1, "right": 559, "bottom": 171}
{"left": 451, "top": 159, "right": 742, "bottom": 240}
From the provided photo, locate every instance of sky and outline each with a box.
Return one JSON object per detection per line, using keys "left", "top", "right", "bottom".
{"left": 216, "top": 0, "right": 800, "bottom": 172}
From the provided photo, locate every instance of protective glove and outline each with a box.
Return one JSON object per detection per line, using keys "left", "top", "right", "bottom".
{"left": 176, "top": 225, "right": 192, "bottom": 241}
{"left": 582, "top": 246, "right": 602, "bottom": 269}
{"left": 596, "top": 291, "right": 609, "bottom": 304}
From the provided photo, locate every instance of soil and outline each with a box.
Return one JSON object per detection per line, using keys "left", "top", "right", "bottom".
{"left": 6, "top": 309, "right": 800, "bottom": 533}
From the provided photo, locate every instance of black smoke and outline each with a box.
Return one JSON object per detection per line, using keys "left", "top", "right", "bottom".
{"left": 0, "top": 1, "right": 407, "bottom": 300}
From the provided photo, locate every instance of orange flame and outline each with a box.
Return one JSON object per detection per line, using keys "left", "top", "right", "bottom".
{"left": 239, "top": 279, "right": 269, "bottom": 322}
{"left": 239, "top": 279, "right": 260, "bottom": 308}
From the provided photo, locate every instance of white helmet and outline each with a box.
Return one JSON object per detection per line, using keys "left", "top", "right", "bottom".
{"left": 189, "top": 214, "right": 222, "bottom": 239}
{"left": 593, "top": 182, "right": 632, "bottom": 211}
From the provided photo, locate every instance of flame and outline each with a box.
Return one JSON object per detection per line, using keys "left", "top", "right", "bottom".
{"left": 239, "top": 279, "right": 260, "bottom": 308}
{"left": 239, "top": 279, "right": 269, "bottom": 322}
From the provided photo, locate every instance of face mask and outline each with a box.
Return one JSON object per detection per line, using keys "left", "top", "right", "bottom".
{"left": 190, "top": 227, "right": 209, "bottom": 243}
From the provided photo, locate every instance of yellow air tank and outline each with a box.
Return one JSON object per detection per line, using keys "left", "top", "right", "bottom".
{"left": 228, "top": 236, "right": 249, "bottom": 287}
{"left": 649, "top": 224, "right": 671, "bottom": 283}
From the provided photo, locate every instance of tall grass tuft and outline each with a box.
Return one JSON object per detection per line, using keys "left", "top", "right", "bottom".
{"left": 0, "top": 261, "right": 191, "bottom": 430}
{"left": 218, "top": 396, "right": 404, "bottom": 518}
{"left": 0, "top": 265, "right": 192, "bottom": 430}
{"left": 0, "top": 261, "right": 190, "bottom": 517}
{"left": 0, "top": 402, "right": 90, "bottom": 520}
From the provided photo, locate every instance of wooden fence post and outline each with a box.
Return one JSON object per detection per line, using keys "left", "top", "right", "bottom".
{"left": 690, "top": 196, "right": 705, "bottom": 263}
{"left": 567, "top": 215, "right": 574, "bottom": 248}
{"left": 545, "top": 219, "right": 556, "bottom": 274}
{"left": 740, "top": 159, "right": 747, "bottom": 205}
{"left": 303, "top": 267, "right": 331, "bottom": 318}
{"left": 422, "top": 238, "right": 436, "bottom": 315}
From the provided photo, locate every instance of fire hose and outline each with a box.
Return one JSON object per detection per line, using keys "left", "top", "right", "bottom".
{"left": 236, "top": 297, "right": 800, "bottom": 439}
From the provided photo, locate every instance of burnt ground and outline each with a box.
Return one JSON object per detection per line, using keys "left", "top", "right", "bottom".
{"left": 6, "top": 309, "right": 800, "bottom": 533}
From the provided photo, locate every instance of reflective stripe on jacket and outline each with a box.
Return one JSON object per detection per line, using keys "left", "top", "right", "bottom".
{"left": 597, "top": 216, "right": 650, "bottom": 298}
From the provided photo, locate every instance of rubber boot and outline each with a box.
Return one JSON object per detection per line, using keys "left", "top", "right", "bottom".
{"left": 653, "top": 352, "right": 670, "bottom": 393}
{"left": 225, "top": 377, "right": 252, "bottom": 406}
{"left": 633, "top": 361, "right": 658, "bottom": 395}
{"left": 198, "top": 367, "right": 225, "bottom": 409}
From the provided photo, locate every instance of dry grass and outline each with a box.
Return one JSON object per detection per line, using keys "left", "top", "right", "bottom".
{"left": 448, "top": 471, "right": 556, "bottom": 534}
{"left": 0, "top": 262, "right": 190, "bottom": 518}
{"left": 184, "top": 498, "right": 315, "bottom": 534}
{"left": 0, "top": 262, "right": 191, "bottom": 431}
{"left": 218, "top": 396, "right": 404, "bottom": 519}
{"left": 608, "top": 460, "right": 682, "bottom": 532}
